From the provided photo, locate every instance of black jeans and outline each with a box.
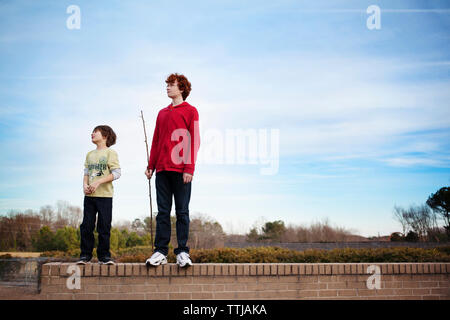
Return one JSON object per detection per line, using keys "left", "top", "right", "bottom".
{"left": 80, "top": 196, "right": 113, "bottom": 259}
{"left": 154, "top": 170, "right": 192, "bottom": 256}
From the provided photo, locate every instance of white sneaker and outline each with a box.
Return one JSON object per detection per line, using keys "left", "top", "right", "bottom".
{"left": 176, "top": 252, "right": 193, "bottom": 268}
{"left": 145, "top": 252, "right": 167, "bottom": 267}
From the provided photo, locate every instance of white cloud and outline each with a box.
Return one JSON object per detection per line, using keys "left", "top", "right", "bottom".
{"left": 2, "top": 8, "right": 450, "bottom": 238}
{"left": 381, "top": 157, "right": 448, "bottom": 167}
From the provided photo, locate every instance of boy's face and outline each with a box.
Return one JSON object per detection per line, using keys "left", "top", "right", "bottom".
{"left": 167, "top": 80, "right": 183, "bottom": 99}
{"left": 91, "top": 129, "right": 106, "bottom": 144}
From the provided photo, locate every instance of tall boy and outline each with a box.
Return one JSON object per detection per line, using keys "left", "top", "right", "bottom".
{"left": 145, "top": 73, "right": 200, "bottom": 268}
{"left": 77, "top": 125, "right": 121, "bottom": 265}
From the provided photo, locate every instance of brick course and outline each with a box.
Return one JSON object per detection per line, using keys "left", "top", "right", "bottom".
{"left": 40, "top": 262, "right": 450, "bottom": 300}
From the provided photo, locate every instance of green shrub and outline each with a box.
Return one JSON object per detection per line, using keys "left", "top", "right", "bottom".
{"left": 116, "top": 245, "right": 450, "bottom": 263}
{"left": 405, "top": 231, "right": 419, "bottom": 242}
{"left": 390, "top": 232, "right": 404, "bottom": 242}
{"left": 39, "top": 245, "right": 450, "bottom": 263}
{"left": 32, "top": 226, "right": 55, "bottom": 251}
{"left": 125, "top": 232, "right": 145, "bottom": 247}
{"left": 435, "top": 246, "right": 450, "bottom": 255}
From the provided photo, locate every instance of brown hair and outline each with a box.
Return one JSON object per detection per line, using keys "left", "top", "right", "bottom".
{"left": 166, "top": 73, "right": 192, "bottom": 100}
{"left": 93, "top": 125, "right": 116, "bottom": 147}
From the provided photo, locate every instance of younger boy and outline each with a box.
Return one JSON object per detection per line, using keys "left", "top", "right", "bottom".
{"left": 77, "top": 125, "right": 121, "bottom": 265}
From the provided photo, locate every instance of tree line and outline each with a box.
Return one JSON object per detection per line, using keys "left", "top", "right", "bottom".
{"left": 0, "top": 202, "right": 226, "bottom": 252}
{"left": 246, "top": 218, "right": 358, "bottom": 243}
{"left": 391, "top": 186, "right": 449, "bottom": 242}
{"left": 0, "top": 186, "right": 448, "bottom": 252}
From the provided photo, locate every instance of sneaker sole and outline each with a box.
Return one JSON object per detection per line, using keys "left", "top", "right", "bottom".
{"left": 177, "top": 262, "right": 193, "bottom": 268}
{"left": 146, "top": 259, "right": 168, "bottom": 267}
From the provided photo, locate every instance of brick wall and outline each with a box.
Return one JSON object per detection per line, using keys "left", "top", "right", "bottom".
{"left": 40, "top": 262, "right": 450, "bottom": 300}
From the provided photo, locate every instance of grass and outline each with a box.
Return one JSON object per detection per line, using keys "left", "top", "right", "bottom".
{"left": 0, "top": 252, "right": 42, "bottom": 258}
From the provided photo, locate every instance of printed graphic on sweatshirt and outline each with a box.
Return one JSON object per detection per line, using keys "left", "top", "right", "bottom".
{"left": 88, "top": 156, "right": 108, "bottom": 180}
{"left": 84, "top": 149, "right": 120, "bottom": 198}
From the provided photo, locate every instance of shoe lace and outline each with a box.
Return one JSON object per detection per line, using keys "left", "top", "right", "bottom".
{"left": 179, "top": 252, "right": 190, "bottom": 260}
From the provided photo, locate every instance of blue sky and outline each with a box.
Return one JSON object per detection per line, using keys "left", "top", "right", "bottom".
{"left": 1, "top": 0, "right": 449, "bottom": 237}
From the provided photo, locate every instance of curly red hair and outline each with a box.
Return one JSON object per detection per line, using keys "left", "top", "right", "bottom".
{"left": 166, "top": 73, "right": 192, "bottom": 101}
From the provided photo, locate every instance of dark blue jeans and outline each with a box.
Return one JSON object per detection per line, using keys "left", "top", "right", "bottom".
{"left": 154, "top": 170, "right": 191, "bottom": 256}
{"left": 80, "top": 196, "right": 112, "bottom": 260}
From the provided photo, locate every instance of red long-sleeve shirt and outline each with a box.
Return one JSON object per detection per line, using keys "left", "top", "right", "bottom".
{"left": 147, "top": 101, "right": 200, "bottom": 175}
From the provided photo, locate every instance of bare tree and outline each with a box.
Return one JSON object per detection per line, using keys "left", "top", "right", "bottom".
{"left": 245, "top": 217, "right": 355, "bottom": 243}
{"left": 113, "top": 219, "right": 132, "bottom": 231}
{"left": 67, "top": 205, "right": 82, "bottom": 228}
{"left": 393, "top": 205, "right": 409, "bottom": 236}
{"left": 39, "top": 205, "right": 54, "bottom": 227}
{"left": 1, "top": 210, "right": 43, "bottom": 251}
{"left": 131, "top": 218, "right": 146, "bottom": 236}
{"left": 188, "top": 214, "right": 225, "bottom": 249}
{"left": 393, "top": 204, "right": 440, "bottom": 241}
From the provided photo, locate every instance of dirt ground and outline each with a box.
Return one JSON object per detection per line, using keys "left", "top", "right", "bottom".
{"left": 0, "top": 252, "right": 42, "bottom": 258}
{"left": 0, "top": 285, "right": 43, "bottom": 300}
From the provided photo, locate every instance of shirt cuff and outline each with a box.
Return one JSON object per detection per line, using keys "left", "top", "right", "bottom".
{"left": 111, "top": 168, "right": 121, "bottom": 180}
{"left": 183, "top": 167, "right": 195, "bottom": 175}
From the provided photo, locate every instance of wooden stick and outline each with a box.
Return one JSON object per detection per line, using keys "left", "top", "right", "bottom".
{"left": 140, "top": 110, "right": 154, "bottom": 252}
